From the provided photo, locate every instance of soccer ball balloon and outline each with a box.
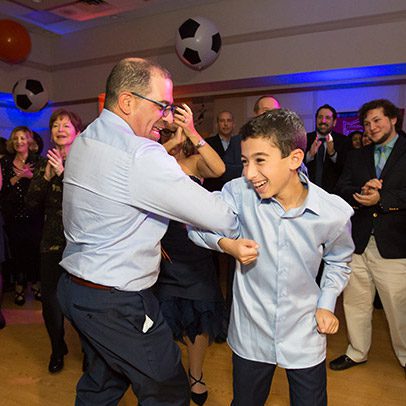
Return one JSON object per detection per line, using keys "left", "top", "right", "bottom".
{"left": 12, "top": 78, "right": 48, "bottom": 112}
{"left": 176, "top": 17, "right": 222, "bottom": 71}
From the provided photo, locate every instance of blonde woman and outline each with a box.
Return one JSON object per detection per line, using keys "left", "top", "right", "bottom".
{"left": 1, "top": 126, "right": 41, "bottom": 305}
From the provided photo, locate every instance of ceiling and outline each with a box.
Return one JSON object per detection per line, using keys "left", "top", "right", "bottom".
{"left": 0, "top": 0, "right": 220, "bottom": 35}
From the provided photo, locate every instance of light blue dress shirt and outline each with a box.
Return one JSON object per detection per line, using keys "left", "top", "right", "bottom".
{"left": 60, "top": 109, "right": 238, "bottom": 291}
{"left": 189, "top": 174, "right": 354, "bottom": 368}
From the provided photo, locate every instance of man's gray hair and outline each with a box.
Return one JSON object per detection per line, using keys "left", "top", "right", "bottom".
{"left": 104, "top": 58, "right": 171, "bottom": 110}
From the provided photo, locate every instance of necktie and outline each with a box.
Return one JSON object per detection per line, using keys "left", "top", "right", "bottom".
{"left": 315, "top": 139, "right": 325, "bottom": 186}
{"left": 375, "top": 145, "right": 388, "bottom": 178}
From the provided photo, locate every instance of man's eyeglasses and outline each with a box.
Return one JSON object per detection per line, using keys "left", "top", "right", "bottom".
{"left": 130, "top": 91, "right": 176, "bottom": 118}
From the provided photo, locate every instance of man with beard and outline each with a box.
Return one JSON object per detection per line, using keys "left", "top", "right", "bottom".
{"left": 305, "top": 104, "right": 349, "bottom": 193}
{"left": 330, "top": 99, "right": 406, "bottom": 375}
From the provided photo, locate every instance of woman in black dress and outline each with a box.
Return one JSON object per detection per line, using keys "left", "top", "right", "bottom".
{"left": 26, "top": 109, "right": 82, "bottom": 373}
{"left": 1, "top": 126, "right": 41, "bottom": 305}
{"left": 156, "top": 104, "right": 226, "bottom": 406}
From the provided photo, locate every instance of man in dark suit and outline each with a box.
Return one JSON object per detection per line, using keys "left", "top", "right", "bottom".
{"left": 203, "top": 111, "right": 235, "bottom": 192}
{"left": 305, "top": 104, "right": 350, "bottom": 193}
{"left": 330, "top": 99, "right": 406, "bottom": 373}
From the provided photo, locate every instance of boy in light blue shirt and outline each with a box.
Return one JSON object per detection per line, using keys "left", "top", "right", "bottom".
{"left": 189, "top": 109, "right": 354, "bottom": 405}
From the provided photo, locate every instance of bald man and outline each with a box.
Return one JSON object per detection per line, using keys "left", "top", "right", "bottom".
{"left": 253, "top": 95, "right": 281, "bottom": 115}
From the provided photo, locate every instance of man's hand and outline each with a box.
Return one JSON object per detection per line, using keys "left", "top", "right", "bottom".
{"left": 315, "top": 308, "right": 339, "bottom": 334}
{"left": 218, "top": 237, "right": 259, "bottom": 265}
{"left": 353, "top": 178, "right": 382, "bottom": 206}
{"left": 325, "top": 134, "right": 335, "bottom": 156}
{"left": 363, "top": 178, "right": 383, "bottom": 191}
{"left": 309, "top": 137, "right": 322, "bottom": 158}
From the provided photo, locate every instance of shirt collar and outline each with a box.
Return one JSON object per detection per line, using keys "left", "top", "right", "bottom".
{"left": 374, "top": 134, "right": 398, "bottom": 151}
{"left": 257, "top": 172, "right": 321, "bottom": 216}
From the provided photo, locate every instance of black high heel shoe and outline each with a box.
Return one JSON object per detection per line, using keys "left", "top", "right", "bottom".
{"left": 31, "top": 286, "right": 42, "bottom": 301}
{"left": 189, "top": 370, "right": 208, "bottom": 406}
{"left": 14, "top": 290, "right": 25, "bottom": 306}
{"left": 48, "top": 343, "right": 68, "bottom": 374}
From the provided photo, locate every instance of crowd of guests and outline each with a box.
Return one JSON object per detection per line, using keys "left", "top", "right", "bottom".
{"left": 0, "top": 57, "right": 404, "bottom": 406}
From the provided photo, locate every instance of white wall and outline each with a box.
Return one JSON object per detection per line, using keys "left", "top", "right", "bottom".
{"left": 0, "top": 0, "right": 405, "bottom": 138}
{"left": 44, "top": 0, "right": 406, "bottom": 101}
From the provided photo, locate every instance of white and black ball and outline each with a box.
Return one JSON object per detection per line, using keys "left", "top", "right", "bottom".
{"left": 176, "top": 17, "right": 222, "bottom": 71}
{"left": 12, "top": 78, "right": 48, "bottom": 112}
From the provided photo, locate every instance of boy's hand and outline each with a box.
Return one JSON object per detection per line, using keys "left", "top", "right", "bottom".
{"left": 315, "top": 308, "right": 339, "bottom": 334}
{"left": 218, "top": 237, "right": 259, "bottom": 265}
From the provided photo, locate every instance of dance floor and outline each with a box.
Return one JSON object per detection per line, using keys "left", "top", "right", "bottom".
{"left": 0, "top": 288, "right": 404, "bottom": 405}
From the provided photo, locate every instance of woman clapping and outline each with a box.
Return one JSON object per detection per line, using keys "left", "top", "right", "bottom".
{"left": 27, "top": 109, "right": 82, "bottom": 373}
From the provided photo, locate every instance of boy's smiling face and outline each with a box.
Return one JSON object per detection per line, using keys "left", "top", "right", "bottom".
{"left": 241, "top": 136, "right": 302, "bottom": 200}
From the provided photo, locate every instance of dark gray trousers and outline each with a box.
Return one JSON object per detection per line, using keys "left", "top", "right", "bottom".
{"left": 57, "top": 272, "right": 189, "bottom": 406}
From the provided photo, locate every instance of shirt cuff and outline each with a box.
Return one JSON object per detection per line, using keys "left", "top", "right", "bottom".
{"left": 317, "top": 291, "right": 337, "bottom": 313}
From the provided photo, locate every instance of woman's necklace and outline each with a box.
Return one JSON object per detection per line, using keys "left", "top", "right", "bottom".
{"left": 15, "top": 155, "right": 26, "bottom": 164}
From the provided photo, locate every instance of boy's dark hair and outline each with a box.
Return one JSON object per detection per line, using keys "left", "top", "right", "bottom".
{"left": 240, "top": 109, "right": 307, "bottom": 158}
{"left": 315, "top": 104, "right": 337, "bottom": 121}
{"left": 358, "top": 99, "right": 402, "bottom": 132}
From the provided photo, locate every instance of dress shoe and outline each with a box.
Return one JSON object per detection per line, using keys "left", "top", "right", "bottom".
{"left": 329, "top": 355, "right": 367, "bottom": 371}
{"left": 48, "top": 354, "right": 64, "bottom": 373}
{"left": 0, "top": 310, "right": 5, "bottom": 329}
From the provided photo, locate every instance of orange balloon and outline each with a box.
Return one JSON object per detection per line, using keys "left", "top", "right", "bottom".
{"left": 0, "top": 19, "right": 31, "bottom": 64}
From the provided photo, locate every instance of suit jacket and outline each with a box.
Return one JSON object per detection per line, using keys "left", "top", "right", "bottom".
{"left": 306, "top": 130, "right": 350, "bottom": 193}
{"left": 336, "top": 134, "right": 406, "bottom": 258}
{"left": 203, "top": 134, "right": 227, "bottom": 192}
{"left": 204, "top": 134, "right": 243, "bottom": 191}
{"left": 223, "top": 134, "right": 243, "bottom": 183}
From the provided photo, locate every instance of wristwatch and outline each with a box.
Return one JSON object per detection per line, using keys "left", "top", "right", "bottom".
{"left": 195, "top": 139, "right": 207, "bottom": 149}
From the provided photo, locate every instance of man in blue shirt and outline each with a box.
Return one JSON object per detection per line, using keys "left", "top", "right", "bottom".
{"left": 57, "top": 58, "right": 237, "bottom": 406}
{"left": 189, "top": 109, "right": 354, "bottom": 405}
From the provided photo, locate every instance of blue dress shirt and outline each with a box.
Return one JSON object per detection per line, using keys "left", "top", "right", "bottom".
{"left": 60, "top": 109, "right": 238, "bottom": 291}
{"left": 189, "top": 174, "right": 354, "bottom": 368}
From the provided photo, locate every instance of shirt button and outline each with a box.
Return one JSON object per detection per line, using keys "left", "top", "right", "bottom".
{"left": 373, "top": 212, "right": 378, "bottom": 218}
